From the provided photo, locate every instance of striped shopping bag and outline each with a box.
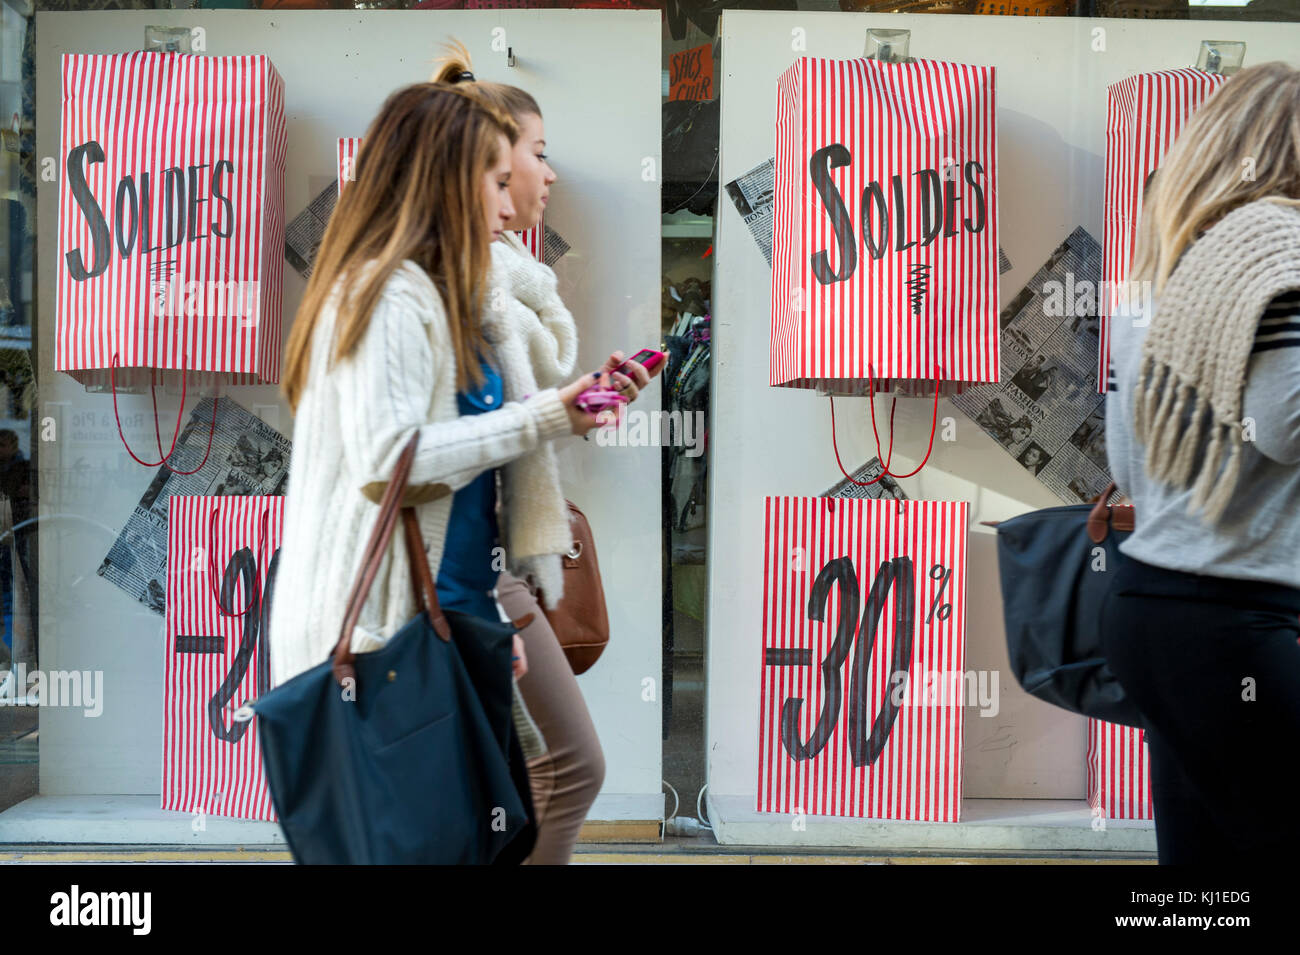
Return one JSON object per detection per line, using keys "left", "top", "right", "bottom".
{"left": 1087, "top": 719, "right": 1153, "bottom": 821}
{"left": 162, "top": 495, "right": 283, "bottom": 822}
{"left": 1099, "top": 69, "right": 1226, "bottom": 392}
{"left": 56, "top": 52, "right": 287, "bottom": 388}
{"left": 337, "top": 136, "right": 359, "bottom": 197}
{"left": 757, "top": 496, "right": 969, "bottom": 821}
{"left": 770, "top": 56, "right": 999, "bottom": 397}
{"left": 338, "top": 136, "right": 543, "bottom": 257}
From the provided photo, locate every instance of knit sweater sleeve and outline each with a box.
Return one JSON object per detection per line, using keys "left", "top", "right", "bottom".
{"left": 333, "top": 264, "right": 572, "bottom": 495}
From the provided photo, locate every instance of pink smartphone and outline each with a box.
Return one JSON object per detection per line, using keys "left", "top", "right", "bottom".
{"left": 575, "top": 348, "right": 667, "bottom": 415}
{"left": 615, "top": 348, "right": 667, "bottom": 376}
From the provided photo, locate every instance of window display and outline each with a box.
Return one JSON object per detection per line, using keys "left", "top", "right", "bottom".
{"left": 0, "top": 0, "right": 1298, "bottom": 894}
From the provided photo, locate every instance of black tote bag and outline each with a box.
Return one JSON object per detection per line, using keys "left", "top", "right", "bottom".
{"left": 987, "top": 482, "right": 1144, "bottom": 729}
{"left": 253, "top": 433, "right": 536, "bottom": 864}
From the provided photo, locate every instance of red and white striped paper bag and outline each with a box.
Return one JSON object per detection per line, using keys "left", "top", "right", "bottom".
{"left": 518, "top": 218, "right": 544, "bottom": 261}
{"left": 1099, "top": 69, "right": 1226, "bottom": 392}
{"left": 337, "top": 136, "right": 543, "bottom": 256}
{"left": 758, "top": 497, "right": 969, "bottom": 821}
{"left": 56, "top": 52, "right": 287, "bottom": 387}
{"left": 1086, "top": 719, "right": 1153, "bottom": 821}
{"left": 163, "top": 495, "right": 284, "bottom": 821}
{"left": 771, "top": 57, "right": 999, "bottom": 396}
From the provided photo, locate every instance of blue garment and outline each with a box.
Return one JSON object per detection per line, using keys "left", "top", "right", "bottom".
{"left": 435, "top": 353, "right": 504, "bottom": 622}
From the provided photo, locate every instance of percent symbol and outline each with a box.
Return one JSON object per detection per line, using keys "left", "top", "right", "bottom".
{"left": 926, "top": 563, "right": 952, "bottom": 623}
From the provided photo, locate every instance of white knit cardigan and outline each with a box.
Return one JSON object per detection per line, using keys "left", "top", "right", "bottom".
{"left": 269, "top": 239, "right": 578, "bottom": 686}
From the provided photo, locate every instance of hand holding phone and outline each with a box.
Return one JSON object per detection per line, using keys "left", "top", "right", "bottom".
{"left": 614, "top": 348, "right": 667, "bottom": 378}
{"left": 558, "top": 371, "right": 624, "bottom": 435}
{"left": 592, "top": 348, "right": 667, "bottom": 405}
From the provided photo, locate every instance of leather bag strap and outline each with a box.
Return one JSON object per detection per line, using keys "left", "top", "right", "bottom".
{"left": 402, "top": 506, "right": 452, "bottom": 642}
{"left": 332, "top": 433, "right": 448, "bottom": 686}
{"left": 1086, "top": 480, "right": 1135, "bottom": 543}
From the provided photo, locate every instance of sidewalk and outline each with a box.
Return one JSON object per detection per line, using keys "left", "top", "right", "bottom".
{"left": 0, "top": 835, "right": 1155, "bottom": 865}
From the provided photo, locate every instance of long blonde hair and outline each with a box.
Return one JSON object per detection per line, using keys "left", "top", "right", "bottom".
{"left": 1131, "top": 62, "right": 1300, "bottom": 296}
{"left": 281, "top": 83, "right": 519, "bottom": 410}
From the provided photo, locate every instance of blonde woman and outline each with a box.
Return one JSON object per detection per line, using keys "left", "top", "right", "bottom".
{"left": 269, "top": 80, "right": 622, "bottom": 838}
{"left": 431, "top": 45, "right": 660, "bottom": 865}
{"left": 1102, "top": 62, "right": 1300, "bottom": 863}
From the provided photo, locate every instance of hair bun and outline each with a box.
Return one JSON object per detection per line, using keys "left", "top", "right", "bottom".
{"left": 456, "top": 70, "right": 475, "bottom": 83}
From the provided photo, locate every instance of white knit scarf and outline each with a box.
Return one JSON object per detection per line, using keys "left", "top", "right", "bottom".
{"left": 481, "top": 231, "right": 580, "bottom": 610}
{"left": 1132, "top": 198, "right": 1300, "bottom": 524}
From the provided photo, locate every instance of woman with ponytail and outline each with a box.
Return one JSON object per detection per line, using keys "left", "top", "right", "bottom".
{"left": 1101, "top": 62, "right": 1300, "bottom": 863}
{"left": 431, "top": 42, "right": 661, "bottom": 865}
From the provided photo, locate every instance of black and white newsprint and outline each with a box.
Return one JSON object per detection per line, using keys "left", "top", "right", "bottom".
{"left": 821, "top": 456, "right": 911, "bottom": 502}
{"left": 951, "top": 226, "right": 1115, "bottom": 506}
{"left": 724, "top": 157, "right": 776, "bottom": 266}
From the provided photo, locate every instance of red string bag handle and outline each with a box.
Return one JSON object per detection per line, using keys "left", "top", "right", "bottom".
{"left": 828, "top": 363, "right": 944, "bottom": 487}
{"left": 110, "top": 353, "right": 218, "bottom": 474}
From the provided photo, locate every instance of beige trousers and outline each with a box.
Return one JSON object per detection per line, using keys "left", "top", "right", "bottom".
{"left": 494, "top": 571, "right": 605, "bottom": 865}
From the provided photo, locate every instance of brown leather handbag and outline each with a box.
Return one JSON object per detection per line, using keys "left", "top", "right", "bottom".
{"left": 536, "top": 501, "right": 610, "bottom": 674}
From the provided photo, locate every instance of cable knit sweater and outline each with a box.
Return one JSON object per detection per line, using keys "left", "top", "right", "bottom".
{"left": 269, "top": 242, "right": 578, "bottom": 687}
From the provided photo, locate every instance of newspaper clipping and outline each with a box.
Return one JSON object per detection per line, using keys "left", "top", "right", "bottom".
{"left": 951, "top": 226, "right": 1115, "bottom": 506}
{"left": 821, "top": 456, "right": 911, "bottom": 501}
{"left": 97, "top": 397, "right": 291, "bottom": 615}
{"left": 542, "top": 225, "right": 571, "bottom": 269}
{"left": 284, "top": 183, "right": 337, "bottom": 280}
{"left": 723, "top": 157, "right": 775, "bottom": 265}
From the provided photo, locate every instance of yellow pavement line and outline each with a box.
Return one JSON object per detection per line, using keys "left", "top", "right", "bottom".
{"left": 753, "top": 855, "right": 1153, "bottom": 865}
{"left": 576, "top": 853, "right": 1152, "bottom": 865}
{"left": 0, "top": 850, "right": 292, "bottom": 863}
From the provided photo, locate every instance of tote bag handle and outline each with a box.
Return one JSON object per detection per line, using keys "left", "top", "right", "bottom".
{"left": 331, "top": 432, "right": 450, "bottom": 687}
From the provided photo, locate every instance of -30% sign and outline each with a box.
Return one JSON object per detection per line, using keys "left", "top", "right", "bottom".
{"left": 765, "top": 556, "right": 953, "bottom": 767}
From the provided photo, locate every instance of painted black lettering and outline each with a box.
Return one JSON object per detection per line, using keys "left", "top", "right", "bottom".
{"left": 64, "top": 141, "right": 111, "bottom": 281}
{"left": 808, "top": 144, "right": 857, "bottom": 285}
